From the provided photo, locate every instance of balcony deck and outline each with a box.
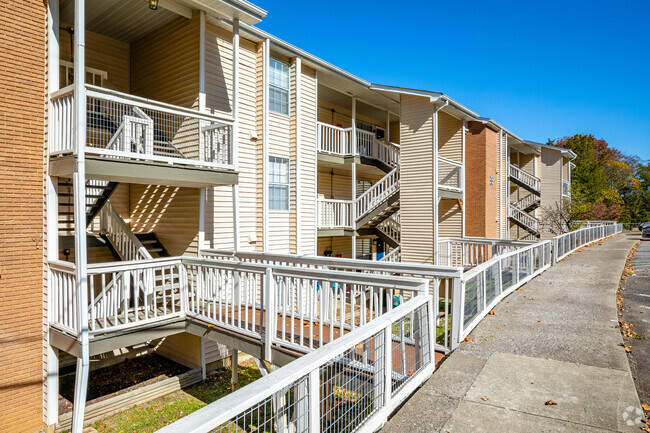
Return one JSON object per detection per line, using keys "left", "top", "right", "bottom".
{"left": 49, "top": 84, "right": 237, "bottom": 187}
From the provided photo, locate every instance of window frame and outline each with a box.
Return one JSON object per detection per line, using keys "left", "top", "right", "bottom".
{"left": 268, "top": 57, "right": 290, "bottom": 116}
{"left": 268, "top": 155, "right": 290, "bottom": 212}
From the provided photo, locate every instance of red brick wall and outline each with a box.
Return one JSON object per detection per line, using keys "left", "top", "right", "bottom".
{"left": 0, "top": 1, "right": 46, "bottom": 431}
{"left": 465, "top": 122, "right": 498, "bottom": 238}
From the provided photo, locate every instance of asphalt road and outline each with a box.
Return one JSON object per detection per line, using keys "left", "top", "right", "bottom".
{"left": 621, "top": 232, "right": 650, "bottom": 411}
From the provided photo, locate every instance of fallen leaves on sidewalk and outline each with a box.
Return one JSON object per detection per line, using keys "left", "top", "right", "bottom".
{"left": 641, "top": 403, "right": 650, "bottom": 411}
{"left": 545, "top": 400, "right": 558, "bottom": 406}
{"left": 463, "top": 337, "right": 471, "bottom": 342}
{"left": 481, "top": 396, "right": 488, "bottom": 401}
{"left": 488, "top": 310, "right": 496, "bottom": 315}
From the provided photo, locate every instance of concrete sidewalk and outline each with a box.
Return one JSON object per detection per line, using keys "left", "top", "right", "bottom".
{"left": 382, "top": 232, "right": 646, "bottom": 432}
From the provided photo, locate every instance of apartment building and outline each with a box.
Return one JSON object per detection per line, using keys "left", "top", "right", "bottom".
{"left": 0, "top": 0, "right": 575, "bottom": 431}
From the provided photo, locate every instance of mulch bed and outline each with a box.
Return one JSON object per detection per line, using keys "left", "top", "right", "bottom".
{"left": 59, "top": 353, "right": 189, "bottom": 414}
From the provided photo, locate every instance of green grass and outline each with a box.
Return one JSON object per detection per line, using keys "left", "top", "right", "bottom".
{"left": 85, "top": 365, "right": 262, "bottom": 433}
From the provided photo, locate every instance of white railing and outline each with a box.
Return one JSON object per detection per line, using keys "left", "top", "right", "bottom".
{"left": 509, "top": 204, "right": 540, "bottom": 233}
{"left": 553, "top": 223, "right": 622, "bottom": 262}
{"left": 436, "top": 237, "right": 534, "bottom": 268}
{"left": 157, "top": 295, "right": 435, "bottom": 433}
{"left": 562, "top": 180, "right": 570, "bottom": 197}
{"left": 509, "top": 164, "right": 541, "bottom": 192}
{"left": 317, "top": 122, "right": 400, "bottom": 168}
{"left": 459, "top": 241, "right": 553, "bottom": 343}
{"left": 99, "top": 200, "right": 151, "bottom": 261}
{"left": 200, "top": 249, "right": 462, "bottom": 353}
{"left": 438, "top": 157, "right": 463, "bottom": 191}
{"left": 512, "top": 194, "right": 540, "bottom": 211}
{"left": 87, "top": 258, "right": 184, "bottom": 332}
{"left": 49, "top": 84, "right": 234, "bottom": 170}
{"left": 356, "top": 168, "right": 399, "bottom": 222}
{"left": 317, "top": 199, "right": 353, "bottom": 229}
{"left": 317, "top": 122, "right": 351, "bottom": 155}
{"left": 376, "top": 214, "right": 401, "bottom": 244}
{"left": 49, "top": 260, "right": 78, "bottom": 334}
{"left": 575, "top": 220, "right": 618, "bottom": 227}
{"left": 379, "top": 246, "right": 401, "bottom": 262}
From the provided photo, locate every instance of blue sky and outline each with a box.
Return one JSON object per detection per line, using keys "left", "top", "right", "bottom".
{"left": 255, "top": 0, "right": 650, "bottom": 161}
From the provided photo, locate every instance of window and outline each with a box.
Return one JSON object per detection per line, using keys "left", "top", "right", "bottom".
{"left": 269, "top": 58, "right": 289, "bottom": 115}
{"left": 269, "top": 156, "right": 289, "bottom": 211}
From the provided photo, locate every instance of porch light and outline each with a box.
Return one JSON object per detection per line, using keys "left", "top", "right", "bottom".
{"left": 149, "top": 0, "right": 159, "bottom": 10}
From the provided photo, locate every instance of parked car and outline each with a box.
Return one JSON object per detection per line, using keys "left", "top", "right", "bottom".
{"left": 642, "top": 223, "right": 650, "bottom": 240}
{"left": 639, "top": 221, "right": 650, "bottom": 231}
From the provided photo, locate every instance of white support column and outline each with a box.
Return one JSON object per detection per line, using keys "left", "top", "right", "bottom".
{"left": 46, "top": 0, "right": 60, "bottom": 425}
{"left": 386, "top": 111, "right": 390, "bottom": 142}
{"left": 351, "top": 98, "right": 357, "bottom": 259}
{"left": 295, "top": 56, "right": 302, "bottom": 254}
{"left": 198, "top": 11, "right": 207, "bottom": 253}
{"left": 232, "top": 19, "right": 240, "bottom": 251}
{"left": 71, "top": 0, "right": 90, "bottom": 431}
{"left": 231, "top": 349, "right": 239, "bottom": 391}
{"left": 262, "top": 38, "right": 270, "bottom": 252}
{"left": 313, "top": 71, "right": 319, "bottom": 255}
{"left": 200, "top": 336, "right": 207, "bottom": 380}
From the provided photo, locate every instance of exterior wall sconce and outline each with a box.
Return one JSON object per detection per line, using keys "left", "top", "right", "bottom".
{"left": 149, "top": 0, "right": 159, "bottom": 10}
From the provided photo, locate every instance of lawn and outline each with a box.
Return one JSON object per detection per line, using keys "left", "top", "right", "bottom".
{"left": 83, "top": 365, "right": 261, "bottom": 433}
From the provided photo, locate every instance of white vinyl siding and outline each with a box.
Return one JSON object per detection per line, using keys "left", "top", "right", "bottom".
{"left": 269, "top": 156, "right": 289, "bottom": 211}
{"left": 269, "top": 58, "right": 289, "bottom": 115}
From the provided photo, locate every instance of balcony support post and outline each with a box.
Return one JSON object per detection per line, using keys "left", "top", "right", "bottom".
{"left": 232, "top": 19, "right": 240, "bottom": 251}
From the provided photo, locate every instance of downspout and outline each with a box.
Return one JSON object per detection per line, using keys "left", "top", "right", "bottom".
{"left": 198, "top": 10, "right": 206, "bottom": 254}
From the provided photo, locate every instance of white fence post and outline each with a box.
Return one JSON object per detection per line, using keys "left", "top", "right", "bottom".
{"left": 383, "top": 323, "right": 393, "bottom": 408}
{"left": 450, "top": 277, "right": 463, "bottom": 350}
{"left": 308, "top": 369, "right": 320, "bottom": 433}
{"left": 264, "top": 267, "right": 275, "bottom": 362}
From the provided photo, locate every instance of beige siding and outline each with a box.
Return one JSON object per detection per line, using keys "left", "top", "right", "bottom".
{"left": 317, "top": 236, "right": 352, "bottom": 258}
{"left": 438, "top": 111, "right": 462, "bottom": 162}
{"left": 129, "top": 185, "right": 199, "bottom": 256}
{"left": 154, "top": 333, "right": 201, "bottom": 369}
{"left": 205, "top": 38, "right": 259, "bottom": 251}
{"left": 318, "top": 169, "right": 353, "bottom": 200}
{"left": 299, "top": 65, "right": 318, "bottom": 254}
{"left": 389, "top": 120, "right": 400, "bottom": 144}
{"left": 317, "top": 100, "right": 386, "bottom": 130}
{"left": 59, "top": 26, "right": 130, "bottom": 93}
{"left": 205, "top": 23, "right": 233, "bottom": 115}
{"left": 400, "top": 94, "right": 435, "bottom": 264}
{"left": 540, "top": 148, "right": 563, "bottom": 238}
{"left": 131, "top": 15, "right": 199, "bottom": 109}
{"left": 438, "top": 199, "right": 462, "bottom": 237}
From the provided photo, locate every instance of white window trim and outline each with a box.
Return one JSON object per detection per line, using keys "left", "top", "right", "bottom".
{"left": 268, "top": 155, "right": 290, "bottom": 212}
{"left": 269, "top": 57, "right": 290, "bottom": 117}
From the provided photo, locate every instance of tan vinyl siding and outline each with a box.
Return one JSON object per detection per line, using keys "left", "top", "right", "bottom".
{"left": 400, "top": 94, "right": 435, "bottom": 264}
{"left": 438, "top": 199, "right": 462, "bottom": 237}
{"left": 389, "top": 120, "right": 400, "bottom": 144}
{"left": 540, "top": 148, "right": 563, "bottom": 238}
{"left": 438, "top": 111, "right": 463, "bottom": 162}
{"left": 267, "top": 102, "right": 292, "bottom": 254}
{"left": 317, "top": 101, "right": 386, "bottom": 130}
{"left": 318, "top": 236, "right": 353, "bottom": 258}
{"left": 129, "top": 185, "right": 199, "bottom": 256}
{"left": 205, "top": 23, "right": 233, "bottom": 115}
{"left": 205, "top": 38, "right": 258, "bottom": 251}
{"left": 59, "top": 25, "right": 130, "bottom": 93}
{"left": 131, "top": 15, "right": 199, "bottom": 109}
{"left": 520, "top": 153, "right": 535, "bottom": 174}
{"left": 318, "top": 169, "right": 353, "bottom": 200}
{"left": 299, "top": 65, "right": 318, "bottom": 254}
{"left": 153, "top": 333, "right": 201, "bottom": 369}
{"left": 255, "top": 42, "right": 265, "bottom": 251}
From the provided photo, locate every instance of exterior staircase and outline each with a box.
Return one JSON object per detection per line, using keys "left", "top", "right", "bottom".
{"left": 512, "top": 194, "right": 540, "bottom": 212}
{"left": 508, "top": 203, "right": 540, "bottom": 237}
{"left": 355, "top": 167, "right": 400, "bottom": 229}
{"left": 509, "top": 164, "right": 541, "bottom": 195}
{"left": 57, "top": 178, "right": 120, "bottom": 235}
{"left": 374, "top": 212, "right": 400, "bottom": 248}
{"left": 135, "top": 232, "right": 170, "bottom": 258}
